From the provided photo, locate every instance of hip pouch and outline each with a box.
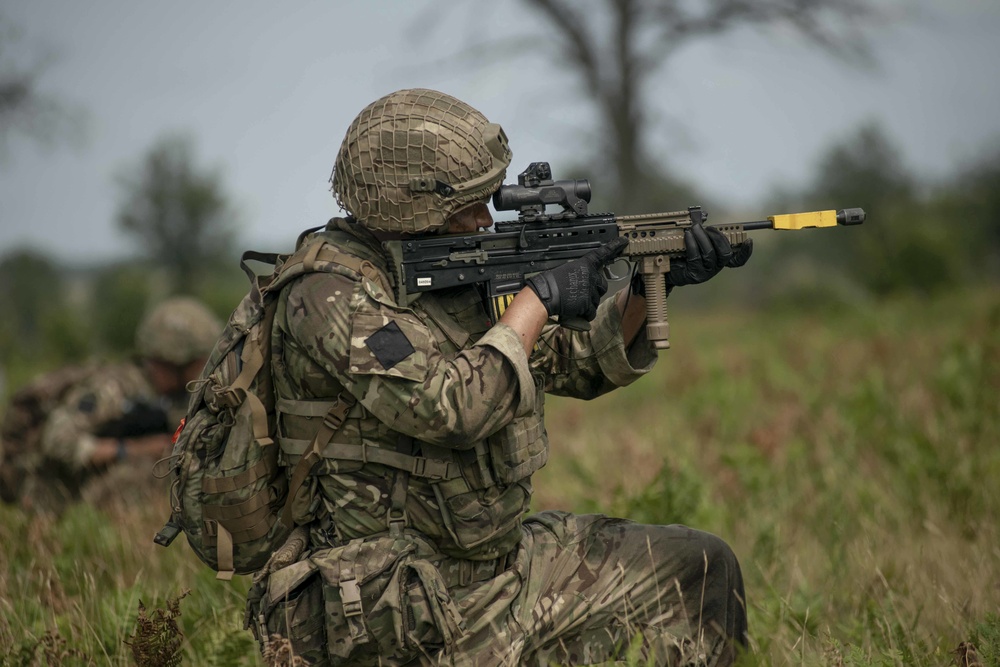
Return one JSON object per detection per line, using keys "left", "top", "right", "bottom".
{"left": 250, "top": 535, "right": 466, "bottom": 664}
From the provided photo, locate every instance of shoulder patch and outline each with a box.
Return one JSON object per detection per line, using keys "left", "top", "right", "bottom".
{"left": 364, "top": 321, "right": 415, "bottom": 370}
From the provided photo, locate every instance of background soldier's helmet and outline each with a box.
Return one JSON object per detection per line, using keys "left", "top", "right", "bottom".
{"left": 135, "top": 297, "right": 222, "bottom": 366}
{"left": 331, "top": 88, "right": 512, "bottom": 233}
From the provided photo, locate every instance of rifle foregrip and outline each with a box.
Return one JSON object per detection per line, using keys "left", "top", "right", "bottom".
{"left": 641, "top": 255, "right": 671, "bottom": 350}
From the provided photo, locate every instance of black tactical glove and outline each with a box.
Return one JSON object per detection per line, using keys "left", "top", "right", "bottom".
{"left": 665, "top": 223, "right": 753, "bottom": 288}
{"left": 526, "top": 236, "right": 628, "bottom": 327}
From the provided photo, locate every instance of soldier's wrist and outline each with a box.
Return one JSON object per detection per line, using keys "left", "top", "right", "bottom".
{"left": 525, "top": 274, "right": 557, "bottom": 316}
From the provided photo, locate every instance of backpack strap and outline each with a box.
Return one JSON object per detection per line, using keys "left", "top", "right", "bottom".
{"left": 268, "top": 238, "right": 393, "bottom": 297}
{"left": 209, "top": 295, "right": 280, "bottom": 451}
{"left": 280, "top": 391, "right": 357, "bottom": 531}
{"left": 267, "top": 238, "right": 394, "bottom": 531}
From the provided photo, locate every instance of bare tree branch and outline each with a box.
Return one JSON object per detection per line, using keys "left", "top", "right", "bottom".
{"left": 414, "top": 0, "right": 883, "bottom": 209}
{"left": 515, "top": 0, "right": 883, "bottom": 208}
{"left": 527, "top": 0, "right": 604, "bottom": 97}
{"left": 0, "top": 15, "right": 85, "bottom": 158}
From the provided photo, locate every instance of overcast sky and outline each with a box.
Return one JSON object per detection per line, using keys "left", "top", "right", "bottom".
{"left": 2, "top": 0, "right": 999, "bottom": 264}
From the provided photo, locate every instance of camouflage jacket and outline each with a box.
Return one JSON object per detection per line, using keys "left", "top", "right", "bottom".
{"left": 39, "top": 362, "right": 187, "bottom": 469}
{"left": 272, "top": 219, "right": 658, "bottom": 559}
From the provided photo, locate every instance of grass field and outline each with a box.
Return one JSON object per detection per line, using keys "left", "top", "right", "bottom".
{"left": 2, "top": 289, "right": 998, "bottom": 666}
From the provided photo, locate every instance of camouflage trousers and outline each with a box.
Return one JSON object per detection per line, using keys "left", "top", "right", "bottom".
{"left": 248, "top": 511, "right": 747, "bottom": 666}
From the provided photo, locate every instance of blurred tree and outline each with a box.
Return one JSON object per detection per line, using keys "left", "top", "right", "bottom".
{"left": 761, "top": 121, "right": 992, "bottom": 297}
{"left": 0, "top": 249, "right": 65, "bottom": 346}
{"left": 945, "top": 144, "right": 1000, "bottom": 280}
{"left": 810, "top": 121, "right": 914, "bottom": 212}
{"left": 0, "top": 13, "right": 83, "bottom": 157}
{"left": 115, "top": 134, "right": 238, "bottom": 294}
{"left": 512, "top": 0, "right": 880, "bottom": 211}
{"left": 0, "top": 248, "right": 90, "bottom": 376}
{"left": 90, "top": 263, "right": 154, "bottom": 354}
{"left": 798, "top": 121, "right": 919, "bottom": 289}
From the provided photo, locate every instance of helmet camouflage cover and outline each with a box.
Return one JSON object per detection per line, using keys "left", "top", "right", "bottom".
{"left": 331, "top": 88, "right": 512, "bottom": 233}
{"left": 135, "top": 296, "right": 223, "bottom": 366}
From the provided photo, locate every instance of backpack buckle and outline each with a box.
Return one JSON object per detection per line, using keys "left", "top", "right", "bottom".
{"left": 340, "top": 578, "right": 362, "bottom": 617}
{"left": 387, "top": 507, "right": 408, "bottom": 536}
{"left": 213, "top": 385, "right": 246, "bottom": 410}
{"left": 339, "top": 577, "right": 369, "bottom": 643}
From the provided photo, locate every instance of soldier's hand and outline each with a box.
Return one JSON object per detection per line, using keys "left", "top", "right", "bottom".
{"left": 526, "top": 237, "right": 628, "bottom": 324}
{"left": 665, "top": 223, "right": 753, "bottom": 288}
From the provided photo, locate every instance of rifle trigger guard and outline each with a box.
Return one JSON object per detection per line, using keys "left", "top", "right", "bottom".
{"left": 603, "top": 258, "right": 630, "bottom": 282}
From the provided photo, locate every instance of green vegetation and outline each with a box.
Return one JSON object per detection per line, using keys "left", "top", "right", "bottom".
{"left": 538, "top": 288, "right": 1000, "bottom": 666}
{"left": 1, "top": 289, "right": 996, "bottom": 665}
{"left": 2, "top": 116, "right": 997, "bottom": 666}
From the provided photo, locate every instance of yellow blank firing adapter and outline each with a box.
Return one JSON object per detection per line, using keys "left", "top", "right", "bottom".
{"left": 768, "top": 208, "right": 866, "bottom": 230}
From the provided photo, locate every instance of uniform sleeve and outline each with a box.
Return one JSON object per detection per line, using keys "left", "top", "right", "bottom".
{"left": 531, "top": 292, "right": 657, "bottom": 399}
{"left": 41, "top": 406, "right": 99, "bottom": 470}
{"left": 40, "top": 366, "right": 150, "bottom": 470}
{"left": 281, "top": 272, "right": 536, "bottom": 449}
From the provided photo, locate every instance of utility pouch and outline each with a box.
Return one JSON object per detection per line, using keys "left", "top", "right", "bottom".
{"left": 305, "top": 534, "right": 465, "bottom": 663}
{"left": 247, "top": 559, "right": 326, "bottom": 664}
{"left": 485, "top": 374, "right": 548, "bottom": 484}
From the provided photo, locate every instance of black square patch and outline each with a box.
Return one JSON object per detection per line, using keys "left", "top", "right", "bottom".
{"left": 365, "top": 321, "right": 416, "bottom": 370}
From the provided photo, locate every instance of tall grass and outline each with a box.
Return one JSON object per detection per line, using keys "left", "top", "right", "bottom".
{"left": 1, "top": 289, "right": 997, "bottom": 665}
{"left": 538, "top": 288, "right": 1000, "bottom": 665}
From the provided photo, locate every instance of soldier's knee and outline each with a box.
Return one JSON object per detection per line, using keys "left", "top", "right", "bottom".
{"left": 701, "top": 531, "right": 743, "bottom": 582}
{"left": 701, "top": 531, "right": 739, "bottom": 567}
{"left": 663, "top": 526, "right": 743, "bottom": 585}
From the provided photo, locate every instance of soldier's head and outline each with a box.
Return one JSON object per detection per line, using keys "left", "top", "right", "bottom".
{"left": 135, "top": 296, "right": 222, "bottom": 395}
{"left": 330, "top": 88, "right": 512, "bottom": 235}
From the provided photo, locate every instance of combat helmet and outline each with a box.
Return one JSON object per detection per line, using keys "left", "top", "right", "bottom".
{"left": 331, "top": 88, "right": 512, "bottom": 233}
{"left": 135, "top": 296, "right": 222, "bottom": 366}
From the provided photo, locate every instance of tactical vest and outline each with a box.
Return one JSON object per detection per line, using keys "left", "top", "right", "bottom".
{"left": 274, "top": 219, "right": 548, "bottom": 559}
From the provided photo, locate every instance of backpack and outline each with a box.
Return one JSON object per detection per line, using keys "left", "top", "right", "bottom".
{"left": 154, "top": 229, "right": 390, "bottom": 580}
{"left": 1, "top": 364, "right": 95, "bottom": 503}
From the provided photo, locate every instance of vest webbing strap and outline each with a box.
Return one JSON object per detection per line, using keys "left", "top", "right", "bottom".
{"left": 387, "top": 435, "right": 412, "bottom": 535}
{"left": 280, "top": 392, "right": 357, "bottom": 530}
{"left": 275, "top": 398, "right": 344, "bottom": 417}
{"left": 276, "top": 436, "right": 460, "bottom": 481}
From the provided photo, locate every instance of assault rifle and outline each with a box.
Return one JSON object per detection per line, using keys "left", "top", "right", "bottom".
{"left": 384, "top": 162, "right": 865, "bottom": 350}
{"left": 93, "top": 398, "right": 171, "bottom": 440}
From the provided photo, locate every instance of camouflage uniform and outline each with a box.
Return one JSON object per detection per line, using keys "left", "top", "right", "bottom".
{"left": 1, "top": 296, "right": 221, "bottom": 511}
{"left": 250, "top": 219, "right": 747, "bottom": 665}
{"left": 7, "top": 362, "right": 178, "bottom": 510}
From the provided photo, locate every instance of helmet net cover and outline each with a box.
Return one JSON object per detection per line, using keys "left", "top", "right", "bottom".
{"left": 331, "top": 88, "right": 512, "bottom": 233}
